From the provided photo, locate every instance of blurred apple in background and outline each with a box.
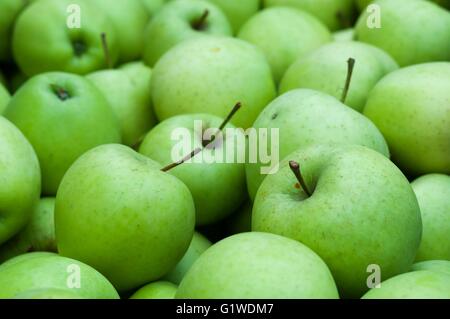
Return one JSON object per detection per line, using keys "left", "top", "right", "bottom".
{"left": 12, "top": 0, "right": 119, "bottom": 76}
{"left": 177, "top": 232, "right": 339, "bottom": 298}
{"left": 355, "top": 0, "right": 450, "bottom": 67}
{"left": 362, "top": 271, "right": 450, "bottom": 299}
{"left": 411, "top": 174, "right": 450, "bottom": 262}
{"left": 55, "top": 144, "right": 195, "bottom": 291}
{"left": 363, "top": 62, "right": 450, "bottom": 176}
{"left": 263, "top": 0, "right": 356, "bottom": 31}
{"left": 0, "top": 82, "right": 10, "bottom": 114}
{"left": 0, "top": 0, "right": 28, "bottom": 62}
{"left": 252, "top": 144, "right": 422, "bottom": 297}
{"left": 4, "top": 72, "right": 121, "bottom": 195}
{"left": 0, "top": 253, "right": 119, "bottom": 299}
{"left": 139, "top": 113, "right": 246, "bottom": 226}
{"left": 246, "top": 89, "right": 389, "bottom": 199}
{"left": 0, "top": 198, "right": 56, "bottom": 263}
{"left": 91, "top": 0, "right": 149, "bottom": 63}
{"left": 130, "top": 281, "right": 177, "bottom": 299}
{"left": 0, "top": 117, "right": 41, "bottom": 245}
{"left": 164, "top": 232, "right": 212, "bottom": 284}
{"left": 87, "top": 62, "right": 157, "bottom": 147}
{"left": 141, "top": 0, "right": 169, "bottom": 18}
{"left": 151, "top": 36, "right": 276, "bottom": 128}
{"left": 280, "top": 41, "right": 398, "bottom": 112}
{"left": 206, "top": 0, "right": 260, "bottom": 34}
{"left": 332, "top": 28, "right": 354, "bottom": 42}
{"left": 238, "top": 7, "right": 331, "bottom": 83}
{"left": 143, "top": 0, "right": 232, "bottom": 67}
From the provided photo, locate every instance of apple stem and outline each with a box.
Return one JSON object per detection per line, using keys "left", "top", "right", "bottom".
{"left": 50, "top": 84, "right": 70, "bottom": 101}
{"left": 101, "top": 32, "right": 112, "bottom": 69}
{"left": 203, "top": 102, "right": 242, "bottom": 148}
{"left": 192, "top": 9, "right": 210, "bottom": 30}
{"left": 289, "top": 160, "right": 311, "bottom": 197}
{"left": 161, "top": 147, "right": 202, "bottom": 172}
{"left": 340, "top": 58, "right": 356, "bottom": 104}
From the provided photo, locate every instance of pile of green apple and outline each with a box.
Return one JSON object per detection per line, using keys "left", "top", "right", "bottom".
{"left": 0, "top": 0, "right": 449, "bottom": 300}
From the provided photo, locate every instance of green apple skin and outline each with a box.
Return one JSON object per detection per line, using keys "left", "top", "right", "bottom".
{"left": 87, "top": 62, "right": 157, "bottom": 147}
{"left": 55, "top": 144, "right": 196, "bottom": 292}
{"left": 355, "top": 0, "right": 450, "bottom": 67}
{"left": 264, "top": 0, "right": 356, "bottom": 31}
{"left": 332, "top": 28, "right": 354, "bottom": 42}
{"left": 205, "top": 0, "right": 260, "bottom": 34}
{"left": 13, "top": 288, "right": 83, "bottom": 299}
{"left": 412, "top": 260, "right": 450, "bottom": 276}
{"left": 0, "top": 117, "right": 41, "bottom": 245}
{"left": 0, "top": 82, "right": 10, "bottom": 114}
{"left": 225, "top": 201, "right": 252, "bottom": 235}
{"left": 252, "top": 144, "right": 422, "bottom": 298}
{"left": 0, "top": 198, "right": 56, "bottom": 263}
{"left": 237, "top": 7, "right": 331, "bottom": 83}
{"left": 151, "top": 36, "right": 276, "bottom": 128}
{"left": 280, "top": 41, "right": 398, "bottom": 112}
{"left": 0, "top": 0, "right": 27, "bottom": 62}
{"left": 363, "top": 63, "right": 450, "bottom": 176}
{"left": 246, "top": 89, "right": 390, "bottom": 200}
{"left": 12, "top": 0, "right": 119, "bottom": 76}
{"left": 131, "top": 281, "right": 177, "bottom": 299}
{"left": 139, "top": 113, "right": 246, "bottom": 225}
{"left": 91, "top": 0, "right": 149, "bottom": 63}
{"left": 141, "top": 0, "right": 168, "bottom": 17}
{"left": 362, "top": 271, "right": 450, "bottom": 299}
{"left": 0, "top": 253, "right": 119, "bottom": 299}
{"left": 177, "top": 232, "right": 339, "bottom": 299}
{"left": 143, "top": 0, "right": 232, "bottom": 67}
{"left": 164, "top": 232, "right": 212, "bottom": 284}
{"left": 411, "top": 174, "right": 450, "bottom": 261}
{"left": 356, "top": 0, "right": 372, "bottom": 11}
{"left": 4, "top": 72, "right": 121, "bottom": 195}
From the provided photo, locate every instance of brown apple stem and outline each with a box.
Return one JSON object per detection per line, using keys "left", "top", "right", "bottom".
{"left": 289, "top": 160, "right": 311, "bottom": 197}
{"left": 340, "top": 58, "right": 356, "bottom": 104}
{"left": 203, "top": 102, "right": 242, "bottom": 147}
{"left": 50, "top": 84, "right": 70, "bottom": 101}
{"left": 192, "top": 9, "right": 209, "bottom": 30}
{"left": 101, "top": 32, "right": 112, "bottom": 69}
{"left": 161, "top": 147, "right": 202, "bottom": 172}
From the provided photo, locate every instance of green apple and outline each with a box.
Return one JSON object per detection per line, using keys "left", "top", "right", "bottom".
{"left": 225, "top": 201, "right": 252, "bottom": 235}
{"left": 411, "top": 174, "right": 450, "bottom": 261}
{"left": 141, "top": 0, "right": 169, "bottom": 18}
{"left": 0, "top": 0, "right": 28, "bottom": 62}
{"left": 332, "top": 28, "right": 354, "bottom": 42}
{"left": 0, "top": 252, "right": 55, "bottom": 268}
{"left": 55, "top": 144, "right": 196, "bottom": 291}
{"left": 14, "top": 287, "right": 83, "bottom": 299}
{"left": 279, "top": 41, "right": 398, "bottom": 112}
{"left": 412, "top": 260, "right": 450, "bottom": 276}
{"left": 14, "top": 288, "right": 83, "bottom": 299}
{"left": 92, "top": 0, "right": 149, "bottom": 63}
{"left": 362, "top": 271, "right": 450, "bottom": 299}
{"left": 0, "top": 71, "right": 6, "bottom": 86}
{"left": 130, "top": 281, "right": 177, "bottom": 299}
{"left": 237, "top": 7, "right": 331, "bottom": 83}
{"left": 12, "top": 0, "right": 120, "bottom": 76}
{"left": 87, "top": 62, "right": 157, "bottom": 147}
{"left": 0, "top": 252, "right": 119, "bottom": 299}
{"left": 246, "top": 89, "right": 389, "bottom": 200}
{"left": 151, "top": 36, "right": 276, "bottom": 128}
{"left": 264, "top": 0, "right": 356, "bottom": 31}
{"left": 164, "top": 232, "right": 212, "bottom": 284}
{"left": 0, "top": 82, "right": 10, "bottom": 114}
{"left": 252, "top": 144, "right": 422, "bottom": 298}
{"left": 143, "top": 0, "right": 232, "bottom": 67}
{"left": 177, "top": 232, "right": 339, "bottom": 298}
{"left": 363, "top": 62, "right": 450, "bottom": 176}
{"left": 0, "top": 117, "right": 41, "bottom": 245}
{"left": 4, "top": 72, "right": 121, "bottom": 195}
{"left": 355, "top": 0, "right": 450, "bottom": 67}
{"left": 0, "top": 198, "right": 56, "bottom": 263}
{"left": 139, "top": 113, "right": 246, "bottom": 225}
{"left": 205, "top": 0, "right": 260, "bottom": 34}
